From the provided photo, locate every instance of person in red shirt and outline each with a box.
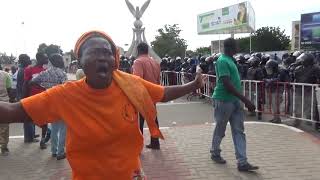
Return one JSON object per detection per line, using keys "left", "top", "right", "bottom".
{"left": 133, "top": 42, "right": 161, "bottom": 150}
{"left": 23, "top": 52, "right": 49, "bottom": 149}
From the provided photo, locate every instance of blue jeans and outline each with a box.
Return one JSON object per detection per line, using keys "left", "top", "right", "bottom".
{"left": 51, "top": 121, "right": 66, "bottom": 156}
{"left": 210, "top": 100, "right": 247, "bottom": 165}
{"left": 24, "top": 121, "right": 35, "bottom": 141}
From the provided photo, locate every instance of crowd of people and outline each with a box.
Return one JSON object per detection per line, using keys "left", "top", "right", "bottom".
{"left": 117, "top": 49, "right": 320, "bottom": 132}
{"left": 156, "top": 51, "right": 320, "bottom": 130}
{"left": 0, "top": 53, "right": 67, "bottom": 159}
{"left": 0, "top": 30, "right": 208, "bottom": 179}
{"left": 0, "top": 31, "right": 319, "bottom": 178}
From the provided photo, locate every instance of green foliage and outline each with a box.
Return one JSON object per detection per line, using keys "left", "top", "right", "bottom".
{"left": 186, "top": 50, "right": 196, "bottom": 57}
{"left": 151, "top": 24, "right": 188, "bottom": 58}
{"left": 237, "top": 26, "right": 290, "bottom": 53}
{"left": 37, "top": 43, "right": 63, "bottom": 57}
{"left": 0, "top": 53, "right": 16, "bottom": 65}
{"left": 195, "top": 46, "right": 211, "bottom": 56}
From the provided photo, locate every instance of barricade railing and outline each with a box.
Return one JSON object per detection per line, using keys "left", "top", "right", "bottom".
{"left": 160, "top": 71, "right": 320, "bottom": 124}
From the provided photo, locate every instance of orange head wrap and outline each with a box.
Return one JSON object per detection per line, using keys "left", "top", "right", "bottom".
{"left": 74, "top": 30, "right": 164, "bottom": 139}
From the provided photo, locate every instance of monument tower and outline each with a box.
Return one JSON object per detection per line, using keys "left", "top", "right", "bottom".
{"left": 125, "top": 0, "right": 161, "bottom": 63}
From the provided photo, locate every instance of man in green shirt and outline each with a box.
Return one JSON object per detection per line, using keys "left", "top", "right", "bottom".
{"left": 211, "top": 38, "right": 259, "bottom": 171}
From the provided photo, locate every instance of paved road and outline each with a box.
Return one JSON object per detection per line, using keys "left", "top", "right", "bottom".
{"left": 4, "top": 76, "right": 320, "bottom": 179}
{"left": 2, "top": 122, "right": 320, "bottom": 180}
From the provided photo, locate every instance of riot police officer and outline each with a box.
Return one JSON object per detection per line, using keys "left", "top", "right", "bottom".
{"left": 246, "top": 57, "right": 264, "bottom": 118}
{"left": 160, "top": 58, "right": 168, "bottom": 71}
{"left": 260, "top": 54, "right": 270, "bottom": 78}
{"left": 199, "top": 56, "right": 209, "bottom": 74}
{"left": 292, "top": 53, "right": 320, "bottom": 128}
{"left": 174, "top": 57, "right": 183, "bottom": 72}
{"left": 236, "top": 55, "right": 248, "bottom": 80}
{"left": 181, "top": 57, "right": 190, "bottom": 72}
{"left": 264, "top": 59, "right": 290, "bottom": 123}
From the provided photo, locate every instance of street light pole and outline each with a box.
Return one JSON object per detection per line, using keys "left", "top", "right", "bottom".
{"left": 250, "top": 31, "right": 252, "bottom": 53}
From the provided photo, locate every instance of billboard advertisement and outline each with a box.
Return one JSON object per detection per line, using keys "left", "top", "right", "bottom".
{"left": 197, "top": 1, "right": 255, "bottom": 35}
{"left": 301, "top": 12, "right": 320, "bottom": 50}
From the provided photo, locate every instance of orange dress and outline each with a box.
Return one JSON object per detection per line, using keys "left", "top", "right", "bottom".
{"left": 21, "top": 77, "right": 164, "bottom": 180}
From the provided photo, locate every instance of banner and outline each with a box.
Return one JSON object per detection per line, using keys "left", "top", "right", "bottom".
{"left": 197, "top": 1, "right": 255, "bottom": 35}
{"left": 301, "top": 12, "right": 320, "bottom": 50}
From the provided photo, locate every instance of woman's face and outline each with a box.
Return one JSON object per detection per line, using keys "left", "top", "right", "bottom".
{"left": 81, "top": 37, "right": 116, "bottom": 89}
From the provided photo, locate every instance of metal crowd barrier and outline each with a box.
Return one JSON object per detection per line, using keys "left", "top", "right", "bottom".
{"left": 160, "top": 71, "right": 320, "bottom": 124}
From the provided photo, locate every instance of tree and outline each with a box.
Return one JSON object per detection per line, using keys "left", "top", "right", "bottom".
{"left": 0, "top": 53, "right": 15, "bottom": 64}
{"left": 195, "top": 46, "right": 211, "bottom": 56}
{"left": 237, "top": 26, "right": 290, "bottom": 53}
{"left": 186, "top": 50, "right": 196, "bottom": 57}
{"left": 151, "top": 24, "right": 188, "bottom": 58}
{"left": 37, "top": 43, "right": 63, "bottom": 57}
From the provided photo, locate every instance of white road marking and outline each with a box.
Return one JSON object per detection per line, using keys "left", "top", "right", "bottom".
{"left": 244, "top": 121, "right": 304, "bottom": 133}
{"left": 143, "top": 127, "right": 170, "bottom": 130}
{"left": 157, "top": 102, "right": 204, "bottom": 106}
{"left": 9, "top": 122, "right": 303, "bottom": 139}
{"left": 209, "top": 121, "right": 303, "bottom": 133}
{"left": 9, "top": 135, "right": 24, "bottom": 139}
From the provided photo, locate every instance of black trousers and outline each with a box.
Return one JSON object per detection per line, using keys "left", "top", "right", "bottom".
{"left": 139, "top": 114, "right": 160, "bottom": 145}
{"left": 139, "top": 114, "right": 159, "bottom": 134}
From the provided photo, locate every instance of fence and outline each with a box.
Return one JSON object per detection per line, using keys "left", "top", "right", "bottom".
{"left": 160, "top": 71, "right": 320, "bottom": 124}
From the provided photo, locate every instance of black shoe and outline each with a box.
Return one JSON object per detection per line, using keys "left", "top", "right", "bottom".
{"left": 57, "top": 154, "right": 66, "bottom": 160}
{"left": 44, "top": 129, "right": 51, "bottom": 143}
{"left": 238, "top": 163, "right": 259, "bottom": 171}
{"left": 40, "top": 140, "right": 47, "bottom": 150}
{"left": 145, "top": 144, "right": 160, "bottom": 150}
{"left": 211, "top": 155, "right": 226, "bottom": 164}
{"left": 24, "top": 139, "right": 40, "bottom": 143}
{"left": 52, "top": 154, "right": 57, "bottom": 158}
{"left": 34, "top": 134, "right": 40, "bottom": 138}
{"left": 146, "top": 138, "right": 160, "bottom": 150}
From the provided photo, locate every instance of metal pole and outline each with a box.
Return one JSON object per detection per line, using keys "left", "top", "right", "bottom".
{"left": 311, "top": 86, "right": 314, "bottom": 122}
{"left": 249, "top": 31, "right": 252, "bottom": 53}
{"left": 302, "top": 85, "right": 305, "bottom": 119}
{"left": 219, "top": 35, "right": 221, "bottom": 53}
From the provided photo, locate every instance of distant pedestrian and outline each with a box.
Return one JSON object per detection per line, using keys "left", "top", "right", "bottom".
{"left": 133, "top": 42, "right": 161, "bottom": 150}
{"left": 10, "top": 66, "right": 18, "bottom": 102}
{"left": 0, "top": 69, "right": 12, "bottom": 155}
{"left": 16, "top": 54, "right": 39, "bottom": 143}
{"left": 211, "top": 38, "right": 259, "bottom": 171}
{"left": 23, "top": 52, "right": 50, "bottom": 149}
{"left": 31, "top": 54, "right": 67, "bottom": 160}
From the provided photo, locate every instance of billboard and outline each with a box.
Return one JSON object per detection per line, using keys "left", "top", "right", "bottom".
{"left": 301, "top": 12, "right": 320, "bottom": 50}
{"left": 197, "top": 1, "right": 255, "bottom": 35}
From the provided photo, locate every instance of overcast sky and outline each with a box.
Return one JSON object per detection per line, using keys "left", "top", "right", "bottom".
{"left": 0, "top": 0, "right": 319, "bottom": 58}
